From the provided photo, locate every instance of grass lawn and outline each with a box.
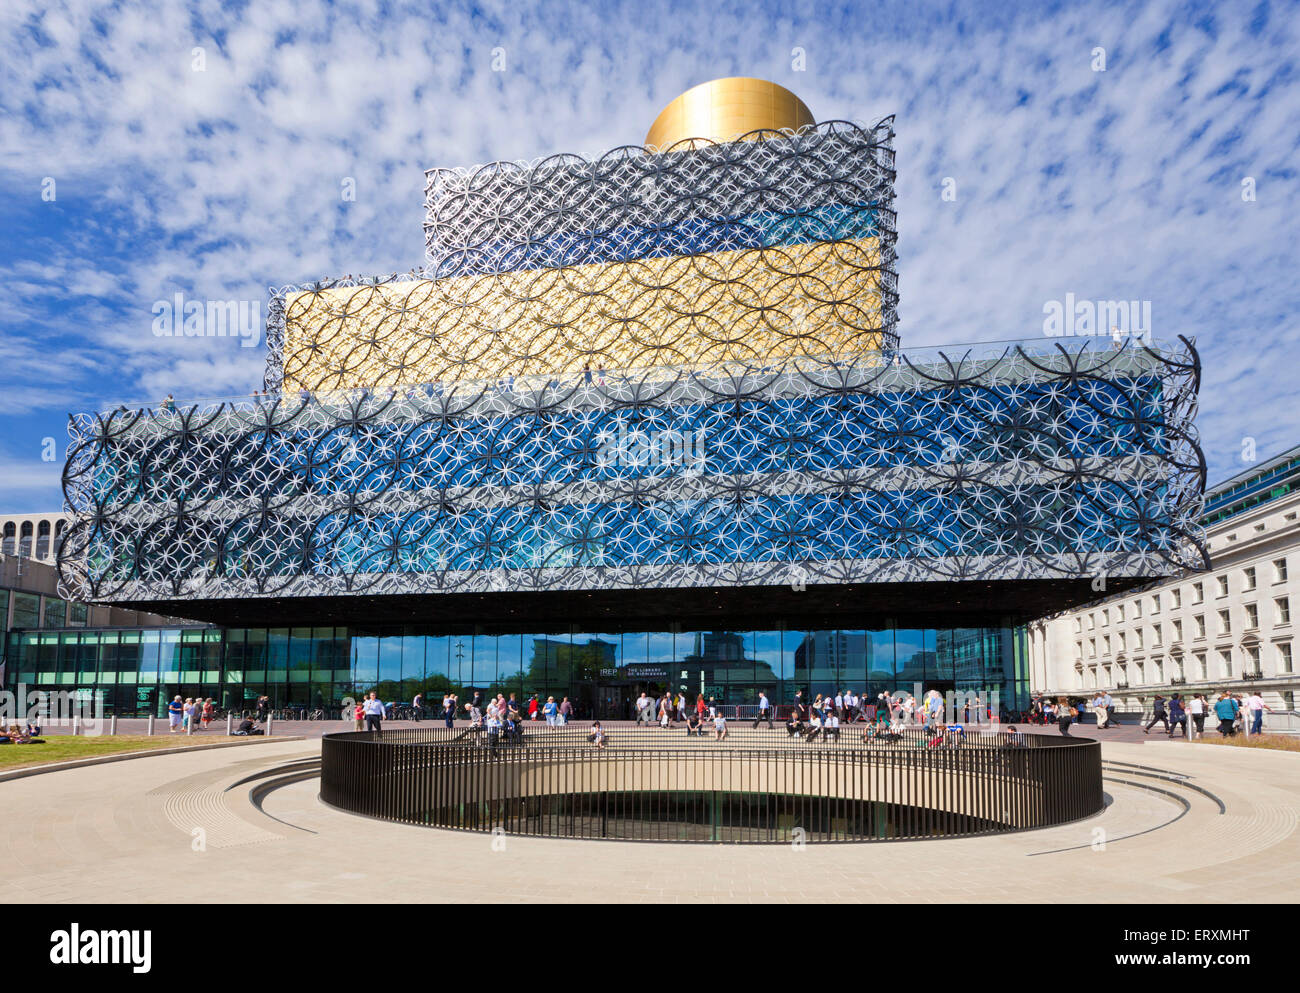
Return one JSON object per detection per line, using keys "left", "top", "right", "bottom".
{"left": 1195, "top": 733, "right": 1300, "bottom": 753}
{"left": 0, "top": 733, "right": 242, "bottom": 772}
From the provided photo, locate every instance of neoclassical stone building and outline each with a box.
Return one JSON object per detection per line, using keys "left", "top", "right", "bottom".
{"left": 1028, "top": 444, "right": 1300, "bottom": 730}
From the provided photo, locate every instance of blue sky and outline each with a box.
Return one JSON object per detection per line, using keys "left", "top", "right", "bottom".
{"left": 1, "top": 0, "right": 1297, "bottom": 511}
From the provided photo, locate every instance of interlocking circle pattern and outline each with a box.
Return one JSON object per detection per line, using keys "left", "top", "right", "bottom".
{"left": 265, "top": 121, "right": 899, "bottom": 395}
{"left": 58, "top": 339, "right": 1207, "bottom": 604}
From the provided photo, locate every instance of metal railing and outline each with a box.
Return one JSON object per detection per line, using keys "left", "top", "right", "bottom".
{"left": 320, "top": 725, "right": 1102, "bottom": 844}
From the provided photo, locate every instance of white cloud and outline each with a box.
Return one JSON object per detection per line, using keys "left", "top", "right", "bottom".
{"left": 0, "top": 0, "right": 1296, "bottom": 515}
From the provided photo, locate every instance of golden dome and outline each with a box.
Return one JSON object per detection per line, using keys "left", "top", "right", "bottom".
{"left": 644, "top": 77, "right": 814, "bottom": 151}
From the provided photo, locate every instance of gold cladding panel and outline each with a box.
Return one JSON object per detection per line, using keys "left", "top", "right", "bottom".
{"left": 644, "top": 77, "right": 815, "bottom": 150}
{"left": 281, "top": 238, "right": 886, "bottom": 393}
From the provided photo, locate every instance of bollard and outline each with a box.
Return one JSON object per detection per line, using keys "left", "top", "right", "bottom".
{"left": 227, "top": 713, "right": 234, "bottom": 736}
{"left": 147, "top": 714, "right": 155, "bottom": 736}
{"left": 266, "top": 714, "right": 274, "bottom": 737}
{"left": 110, "top": 715, "right": 118, "bottom": 737}
{"left": 72, "top": 715, "right": 80, "bottom": 736}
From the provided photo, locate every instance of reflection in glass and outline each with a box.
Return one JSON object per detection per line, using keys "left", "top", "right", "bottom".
{"left": 7, "top": 619, "right": 1034, "bottom": 716}
{"left": 754, "top": 631, "right": 784, "bottom": 700}
{"left": 867, "top": 628, "right": 894, "bottom": 696}
{"left": 894, "top": 628, "right": 926, "bottom": 691}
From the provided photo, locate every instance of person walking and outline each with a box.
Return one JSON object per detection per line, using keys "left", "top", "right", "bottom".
{"left": 559, "top": 697, "right": 572, "bottom": 725}
{"left": 168, "top": 695, "right": 184, "bottom": 733}
{"left": 876, "top": 691, "right": 892, "bottom": 723}
{"left": 1214, "top": 692, "right": 1239, "bottom": 736}
{"left": 1055, "top": 696, "right": 1075, "bottom": 736}
{"left": 752, "top": 690, "right": 773, "bottom": 729}
{"left": 1143, "top": 695, "right": 1170, "bottom": 734}
{"left": 1167, "top": 694, "right": 1188, "bottom": 738}
{"left": 1101, "top": 689, "right": 1116, "bottom": 728}
{"left": 543, "top": 696, "right": 558, "bottom": 726}
{"left": 1245, "top": 691, "right": 1271, "bottom": 735}
{"left": 1187, "top": 693, "right": 1206, "bottom": 738}
{"left": 793, "top": 690, "right": 808, "bottom": 721}
{"left": 362, "top": 691, "right": 385, "bottom": 735}
{"left": 925, "top": 689, "right": 945, "bottom": 729}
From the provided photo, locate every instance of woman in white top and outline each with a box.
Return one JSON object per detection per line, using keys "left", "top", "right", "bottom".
{"left": 1187, "top": 694, "right": 1206, "bottom": 738}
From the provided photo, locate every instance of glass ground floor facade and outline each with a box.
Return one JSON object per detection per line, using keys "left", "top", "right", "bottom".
{"left": 4, "top": 618, "right": 1029, "bottom": 720}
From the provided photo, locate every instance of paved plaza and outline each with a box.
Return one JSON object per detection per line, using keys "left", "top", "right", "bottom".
{"left": 1, "top": 729, "right": 1296, "bottom": 904}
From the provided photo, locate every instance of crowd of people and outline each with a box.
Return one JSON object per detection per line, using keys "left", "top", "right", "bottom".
{"left": 1138, "top": 690, "right": 1271, "bottom": 738}
{"left": 342, "top": 686, "right": 996, "bottom": 738}
{"left": 342, "top": 683, "right": 1286, "bottom": 747}
{"left": 166, "top": 695, "right": 217, "bottom": 734}
{"left": 1024, "top": 689, "right": 1277, "bottom": 738}
{"left": 625, "top": 687, "right": 986, "bottom": 730}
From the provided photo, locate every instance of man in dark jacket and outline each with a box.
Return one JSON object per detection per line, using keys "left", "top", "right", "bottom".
{"left": 793, "top": 690, "right": 808, "bottom": 721}
{"left": 1143, "top": 694, "right": 1170, "bottom": 734}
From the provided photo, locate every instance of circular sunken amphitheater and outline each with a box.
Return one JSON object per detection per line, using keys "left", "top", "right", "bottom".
{"left": 319, "top": 724, "right": 1102, "bottom": 844}
{"left": 3, "top": 723, "right": 1298, "bottom": 904}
